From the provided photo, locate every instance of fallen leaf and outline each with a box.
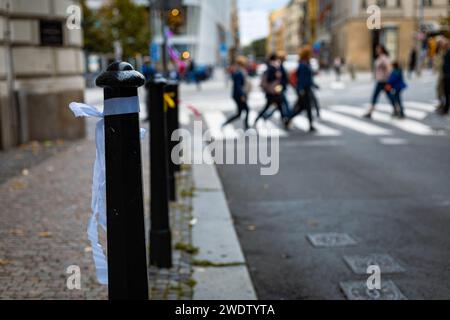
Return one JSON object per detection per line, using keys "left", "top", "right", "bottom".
{"left": 9, "top": 180, "right": 27, "bottom": 191}
{"left": 0, "top": 259, "right": 11, "bottom": 267}
{"left": 10, "top": 229, "right": 25, "bottom": 236}
{"left": 84, "top": 246, "right": 93, "bottom": 253}
{"left": 247, "top": 225, "right": 257, "bottom": 232}
{"left": 38, "top": 232, "right": 52, "bottom": 238}
{"left": 22, "top": 169, "right": 29, "bottom": 176}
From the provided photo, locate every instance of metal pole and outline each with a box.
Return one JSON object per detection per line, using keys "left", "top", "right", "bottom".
{"left": 96, "top": 62, "right": 149, "bottom": 300}
{"left": 147, "top": 77, "right": 173, "bottom": 268}
{"left": 416, "top": 0, "right": 425, "bottom": 76}
{"left": 160, "top": 6, "right": 169, "bottom": 75}
{"left": 165, "top": 80, "right": 180, "bottom": 201}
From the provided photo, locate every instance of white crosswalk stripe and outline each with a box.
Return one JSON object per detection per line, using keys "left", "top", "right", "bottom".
{"left": 404, "top": 101, "right": 436, "bottom": 113}
{"left": 249, "top": 110, "right": 288, "bottom": 138}
{"left": 321, "top": 109, "right": 392, "bottom": 136}
{"left": 331, "top": 105, "right": 435, "bottom": 136}
{"left": 203, "top": 112, "right": 238, "bottom": 140}
{"left": 199, "top": 101, "right": 446, "bottom": 140}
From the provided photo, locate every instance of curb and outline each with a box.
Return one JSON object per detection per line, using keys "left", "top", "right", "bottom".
{"left": 191, "top": 161, "right": 257, "bottom": 300}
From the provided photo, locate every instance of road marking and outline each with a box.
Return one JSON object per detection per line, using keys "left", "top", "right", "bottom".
{"left": 404, "top": 101, "right": 436, "bottom": 113}
{"left": 179, "top": 109, "right": 190, "bottom": 125}
{"left": 290, "top": 115, "right": 342, "bottom": 136}
{"left": 321, "top": 109, "right": 391, "bottom": 136}
{"left": 307, "top": 233, "right": 357, "bottom": 248}
{"left": 203, "top": 111, "right": 238, "bottom": 140}
{"left": 332, "top": 105, "right": 435, "bottom": 136}
{"left": 344, "top": 254, "right": 406, "bottom": 275}
{"left": 379, "top": 138, "right": 408, "bottom": 145}
{"left": 370, "top": 103, "right": 428, "bottom": 120}
{"left": 340, "top": 281, "right": 407, "bottom": 300}
{"left": 249, "top": 110, "right": 287, "bottom": 138}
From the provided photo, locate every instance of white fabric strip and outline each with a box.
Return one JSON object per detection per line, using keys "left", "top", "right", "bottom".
{"left": 69, "top": 97, "right": 145, "bottom": 285}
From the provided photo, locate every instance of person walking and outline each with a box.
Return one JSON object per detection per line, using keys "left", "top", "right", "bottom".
{"left": 142, "top": 57, "right": 157, "bottom": 122}
{"left": 435, "top": 39, "right": 449, "bottom": 113}
{"left": 408, "top": 47, "right": 417, "bottom": 79}
{"left": 262, "top": 52, "right": 292, "bottom": 120}
{"left": 364, "top": 45, "right": 396, "bottom": 119}
{"left": 334, "top": 56, "right": 343, "bottom": 82}
{"left": 286, "top": 46, "right": 316, "bottom": 132}
{"left": 254, "top": 54, "right": 286, "bottom": 126}
{"left": 222, "top": 56, "right": 251, "bottom": 130}
{"left": 440, "top": 42, "right": 450, "bottom": 115}
{"left": 385, "top": 62, "right": 407, "bottom": 119}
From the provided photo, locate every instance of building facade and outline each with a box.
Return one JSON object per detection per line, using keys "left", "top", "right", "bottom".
{"left": 152, "top": 0, "right": 233, "bottom": 66}
{"left": 267, "top": 7, "right": 286, "bottom": 55}
{"left": 330, "top": 0, "right": 450, "bottom": 70}
{"left": 0, "top": 0, "right": 85, "bottom": 150}
{"left": 284, "top": 0, "right": 306, "bottom": 55}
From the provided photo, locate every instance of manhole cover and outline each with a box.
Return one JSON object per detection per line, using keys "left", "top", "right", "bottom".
{"left": 340, "top": 280, "right": 407, "bottom": 300}
{"left": 344, "top": 254, "right": 405, "bottom": 275}
{"left": 307, "top": 233, "right": 357, "bottom": 248}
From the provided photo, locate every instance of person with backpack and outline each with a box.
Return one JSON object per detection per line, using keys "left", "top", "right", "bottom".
{"left": 253, "top": 54, "right": 286, "bottom": 126}
{"left": 385, "top": 62, "right": 407, "bottom": 119}
{"left": 364, "top": 45, "right": 397, "bottom": 118}
{"left": 285, "top": 46, "right": 316, "bottom": 132}
{"left": 222, "top": 56, "right": 251, "bottom": 130}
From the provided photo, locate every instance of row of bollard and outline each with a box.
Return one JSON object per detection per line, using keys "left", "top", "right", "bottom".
{"left": 96, "top": 62, "right": 180, "bottom": 300}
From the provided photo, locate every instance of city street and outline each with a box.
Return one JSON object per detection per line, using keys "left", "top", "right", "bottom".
{"left": 181, "top": 70, "right": 450, "bottom": 300}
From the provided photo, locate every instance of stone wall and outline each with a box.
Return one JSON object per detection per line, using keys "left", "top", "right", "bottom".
{"left": 0, "top": 0, "right": 85, "bottom": 150}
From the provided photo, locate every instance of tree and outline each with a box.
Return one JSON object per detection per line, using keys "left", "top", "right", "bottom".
{"left": 440, "top": 11, "right": 450, "bottom": 39}
{"left": 82, "top": 0, "right": 151, "bottom": 59}
{"left": 81, "top": 0, "right": 112, "bottom": 54}
{"left": 243, "top": 37, "right": 267, "bottom": 59}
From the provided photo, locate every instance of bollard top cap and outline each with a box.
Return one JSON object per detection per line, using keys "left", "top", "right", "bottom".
{"left": 96, "top": 61, "right": 145, "bottom": 88}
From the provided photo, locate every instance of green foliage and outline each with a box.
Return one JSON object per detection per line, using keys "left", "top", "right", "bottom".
{"left": 81, "top": 0, "right": 151, "bottom": 59}
{"left": 441, "top": 11, "right": 450, "bottom": 39}
{"left": 243, "top": 37, "right": 267, "bottom": 59}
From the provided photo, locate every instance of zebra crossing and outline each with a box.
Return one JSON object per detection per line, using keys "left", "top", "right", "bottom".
{"left": 199, "top": 101, "right": 447, "bottom": 141}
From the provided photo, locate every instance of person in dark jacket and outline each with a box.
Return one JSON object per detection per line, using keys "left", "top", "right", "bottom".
{"left": 441, "top": 42, "right": 450, "bottom": 115}
{"left": 254, "top": 54, "right": 286, "bottom": 126}
{"left": 222, "top": 56, "right": 250, "bottom": 129}
{"left": 286, "top": 46, "right": 315, "bottom": 132}
{"left": 262, "top": 52, "right": 291, "bottom": 120}
{"left": 385, "top": 62, "right": 407, "bottom": 118}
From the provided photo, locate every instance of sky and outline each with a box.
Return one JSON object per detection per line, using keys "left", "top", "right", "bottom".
{"left": 238, "top": 0, "right": 289, "bottom": 46}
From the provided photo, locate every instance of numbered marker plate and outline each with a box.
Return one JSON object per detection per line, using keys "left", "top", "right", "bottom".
{"left": 340, "top": 280, "right": 407, "bottom": 300}
{"left": 307, "top": 233, "right": 357, "bottom": 248}
{"left": 344, "top": 254, "right": 406, "bottom": 275}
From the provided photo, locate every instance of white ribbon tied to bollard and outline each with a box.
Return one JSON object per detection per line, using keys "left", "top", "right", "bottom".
{"left": 69, "top": 96, "right": 145, "bottom": 285}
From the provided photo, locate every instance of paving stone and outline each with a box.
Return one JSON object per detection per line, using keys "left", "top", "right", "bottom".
{"left": 344, "top": 254, "right": 406, "bottom": 275}
{"left": 340, "top": 280, "right": 407, "bottom": 300}
{"left": 307, "top": 233, "right": 357, "bottom": 248}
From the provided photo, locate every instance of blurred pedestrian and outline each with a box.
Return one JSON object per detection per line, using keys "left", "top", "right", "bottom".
{"left": 254, "top": 54, "right": 286, "bottom": 126}
{"left": 435, "top": 38, "right": 449, "bottom": 112}
{"left": 440, "top": 41, "right": 450, "bottom": 115}
{"left": 364, "top": 45, "right": 396, "bottom": 119}
{"left": 262, "top": 51, "right": 291, "bottom": 120}
{"left": 385, "top": 62, "right": 407, "bottom": 119}
{"left": 408, "top": 47, "right": 417, "bottom": 79}
{"left": 286, "top": 46, "right": 316, "bottom": 132}
{"left": 222, "top": 56, "right": 251, "bottom": 130}
{"left": 334, "top": 56, "right": 343, "bottom": 82}
{"left": 142, "top": 57, "right": 156, "bottom": 81}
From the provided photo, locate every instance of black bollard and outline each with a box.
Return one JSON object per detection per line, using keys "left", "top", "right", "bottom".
{"left": 147, "top": 77, "right": 173, "bottom": 268}
{"left": 96, "top": 62, "right": 149, "bottom": 300}
{"left": 165, "top": 81, "right": 180, "bottom": 201}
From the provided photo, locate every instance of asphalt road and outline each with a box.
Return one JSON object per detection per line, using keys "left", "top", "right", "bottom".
{"left": 183, "top": 70, "right": 450, "bottom": 300}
